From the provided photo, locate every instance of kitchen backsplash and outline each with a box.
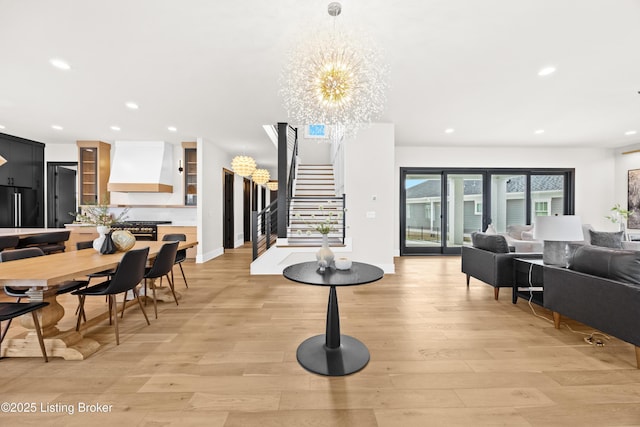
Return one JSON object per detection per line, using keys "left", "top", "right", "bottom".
{"left": 109, "top": 207, "right": 196, "bottom": 225}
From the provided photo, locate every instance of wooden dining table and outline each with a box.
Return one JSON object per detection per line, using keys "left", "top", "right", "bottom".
{"left": 0, "top": 240, "right": 198, "bottom": 360}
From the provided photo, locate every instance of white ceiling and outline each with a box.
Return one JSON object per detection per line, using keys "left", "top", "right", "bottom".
{"left": 1, "top": 0, "right": 639, "bottom": 171}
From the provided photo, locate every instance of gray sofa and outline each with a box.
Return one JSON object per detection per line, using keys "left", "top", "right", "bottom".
{"left": 543, "top": 244, "right": 640, "bottom": 368}
{"left": 461, "top": 232, "right": 542, "bottom": 300}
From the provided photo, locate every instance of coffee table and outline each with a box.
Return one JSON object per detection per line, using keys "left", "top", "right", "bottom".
{"left": 283, "top": 261, "right": 384, "bottom": 376}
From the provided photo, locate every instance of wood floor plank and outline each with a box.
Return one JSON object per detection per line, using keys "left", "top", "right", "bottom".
{"left": 1, "top": 249, "right": 638, "bottom": 426}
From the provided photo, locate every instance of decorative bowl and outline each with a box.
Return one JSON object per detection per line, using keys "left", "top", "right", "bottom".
{"left": 111, "top": 230, "right": 136, "bottom": 251}
{"left": 334, "top": 257, "right": 352, "bottom": 270}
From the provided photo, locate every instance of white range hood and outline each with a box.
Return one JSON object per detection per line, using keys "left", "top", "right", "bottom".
{"left": 107, "top": 141, "right": 174, "bottom": 193}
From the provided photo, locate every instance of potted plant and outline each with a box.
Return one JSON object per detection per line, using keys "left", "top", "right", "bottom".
{"left": 606, "top": 203, "right": 630, "bottom": 240}
{"left": 72, "top": 202, "right": 129, "bottom": 251}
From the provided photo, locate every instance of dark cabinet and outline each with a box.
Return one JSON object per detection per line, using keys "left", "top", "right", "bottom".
{"left": 0, "top": 133, "right": 45, "bottom": 227}
{"left": 0, "top": 137, "right": 34, "bottom": 188}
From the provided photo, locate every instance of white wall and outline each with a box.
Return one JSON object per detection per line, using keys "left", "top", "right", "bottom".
{"left": 344, "top": 123, "right": 395, "bottom": 272}
{"left": 394, "top": 145, "right": 616, "bottom": 254}
{"left": 197, "top": 138, "right": 228, "bottom": 263}
{"left": 297, "top": 139, "right": 331, "bottom": 165}
{"left": 44, "top": 143, "right": 76, "bottom": 162}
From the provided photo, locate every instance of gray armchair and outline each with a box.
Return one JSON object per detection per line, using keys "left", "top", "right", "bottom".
{"left": 461, "top": 232, "right": 542, "bottom": 300}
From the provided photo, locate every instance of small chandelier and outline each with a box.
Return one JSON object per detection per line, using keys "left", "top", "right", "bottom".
{"left": 281, "top": 2, "right": 388, "bottom": 139}
{"left": 266, "top": 181, "right": 278, "bottom": 191}
{"left": 252, "top": 169, "right": 270, "bottom": 185}
{"left": 231, "top": 155, "right": 256, "bottom": 177}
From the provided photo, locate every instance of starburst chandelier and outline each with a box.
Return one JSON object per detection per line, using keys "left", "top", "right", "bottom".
{"left": 252, "top": 169, "right": 270, "bottom": 185}
{"left": 281, "top": 2, "right": 388, "bottom": 140}
{"left": 231, "top": 155, "right": 256, "bottom": 177}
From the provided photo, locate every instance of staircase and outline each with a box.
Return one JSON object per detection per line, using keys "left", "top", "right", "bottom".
{"left": 287, "top": 164, "right": 345, "bottom": 246}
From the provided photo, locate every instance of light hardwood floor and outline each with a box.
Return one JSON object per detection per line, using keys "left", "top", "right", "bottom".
{"left": 1, "top": 246, "right": 640, "bottom": 426}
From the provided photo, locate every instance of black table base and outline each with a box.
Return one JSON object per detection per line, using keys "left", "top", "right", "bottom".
{"left": 296, "top": 334, "right": 370, "bottom": 376}
{"left": 282, "top": 262, "right": 384, "bottom": 377}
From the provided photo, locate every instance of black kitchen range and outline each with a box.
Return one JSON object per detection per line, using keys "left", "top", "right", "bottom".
{"left": 110, "top": 221, "right": 171, "bottom": 241}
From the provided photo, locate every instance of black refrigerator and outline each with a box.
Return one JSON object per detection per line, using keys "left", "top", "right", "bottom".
{"left": 0, "top": 186, "right": 40, "bottom": 227}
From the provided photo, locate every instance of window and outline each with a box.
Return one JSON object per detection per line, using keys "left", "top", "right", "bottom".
{"left": 475, "top": 201, "right": 482, "bottom": 215}
{"left": 534, "top": 201, "right": 548, "bottom": 216}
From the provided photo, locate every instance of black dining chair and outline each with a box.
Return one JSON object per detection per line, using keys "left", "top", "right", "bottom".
{"left": 76, "top": 240, "right": 116, "bottom": 283}
{"left": 0, "top": 248, "right": 90, "bottom": 337}
{"left": 16, "top": 231, "right": 71, "bottom": 255}
{"left": 0, "top": 301, "right": 50, "bottom": 362}
{"left": 72, "top": 247, "right": 150, "bottom": 345}
{"left": 0, "top": 235, "right": 19, "bottom": 252}
{"left": 162, "top": 234, "right": 189, "bottom": 288}
{"left": 143, "top": 241, "right": 179, "bottom": 319}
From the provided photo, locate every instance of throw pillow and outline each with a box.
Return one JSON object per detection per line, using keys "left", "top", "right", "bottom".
{"left": 506, "top": 224, "right": 533, "bottom": 240}
{"left": 485, "top": 224, "right": 497, "bottom": 234}
{"left": 521, "top": 230, "right": 535, "bottom": 241}
{"left": 471, "top": 232, "right": 510, "bottom": 253}
{"left": 589, "top": 230, "right": 624, "bottom": 249}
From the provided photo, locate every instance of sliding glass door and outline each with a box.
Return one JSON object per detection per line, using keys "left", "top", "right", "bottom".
{"left": 404, "top": 174, "right": 442, "bottom": 250}
{"left": 400, "top": 168, "right": 574, "bottom": 255}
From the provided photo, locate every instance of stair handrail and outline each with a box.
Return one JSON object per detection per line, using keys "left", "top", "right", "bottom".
{"left": 252, "top": 199, "right": 278, "bottom": 260}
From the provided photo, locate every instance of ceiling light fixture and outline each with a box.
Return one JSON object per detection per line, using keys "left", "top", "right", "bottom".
{"left": 280, "top": 1, "right": 388, "bottom": 142}
{"left": 178, "top": 160, "right": 184, "bottom": 174}
{"left": 231, "top": 155, "right": 257, "bottom": 177}
{"left": 266, "top": 181, "right": 278, "bottom": 191}
{"left": 625, "top": 130, "right": 637, "bottom": 136}
{"left": 534, "top": 129, "right": 545, "bottom": 134}
{"left": 0, "top": 124, "right": 5, "bottom": 130}
{"left": 125, "top": 102, "right": 139, "bottom": 110}
{"left": 538, "top": 66, "right": 556, "bottom": 76}
{"left": 445, "top": 128, "right": 455, "bottom": 134}
{"left": 49, "top": 58, "right": 71, "bottom": 70}
{"left": 168, "top": 126, "right": 177, "bottom": 132}
{"left": 110, "top": 125, "right": 121, "bottom": 131}
{"left": 252, "top": 169, "right": 270, "bottom": 185}
{"left": 51, "top": 125, "right": 63, "bottom": 130}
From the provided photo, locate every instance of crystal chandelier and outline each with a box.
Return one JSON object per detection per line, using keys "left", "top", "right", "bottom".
{"left": 252, "top": 169, "right": 270, "bottom": 185}
{"left": 231, "top": 155, "right": 256, "bottom": 177}
{"left": 280, "top": 2, "right": 388, "bottom": 140}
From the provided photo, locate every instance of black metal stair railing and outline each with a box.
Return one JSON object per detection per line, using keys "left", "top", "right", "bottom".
{"left": 252, "top": 200, "right": 277, "bottom": 260}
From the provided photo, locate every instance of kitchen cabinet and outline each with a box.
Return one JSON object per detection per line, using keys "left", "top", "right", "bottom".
{"left": 77, "top": 141, "right": 111, "bottom": 205}
{"left": 0, "top": 133, "right": 45, "bottom": 227}
{"left": 64, "top": 224, "right": 99, "bottom": 252}
{"left": 0, "top": 135, "right": 36, "bottom": 188}
{"left": 183, "top": 142, "right": 197, "bottom": 206}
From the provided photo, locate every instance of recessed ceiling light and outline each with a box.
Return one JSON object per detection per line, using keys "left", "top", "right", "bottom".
{"left": 625, "top": 130, "right": 637, "bottom": 136}
{"left": 0, "top": 124, "right": 5, "bottom": 130}
{"left": 444, "top": 128, "right": 455, "bottom": 134}
{"left": 168, "top": 126, "right": 177, "bottom": 132}
{"left": 534, "top": 129, "right": 545, "bottom": 134}
{"left": 49, "top": 58, "right": 71, "bottom": 70}
{"left": 538, "top": 66, "right": 556, "bottom": 76}
{"left": 51, "top": 125, "right": 63, "bottom": 130}
{"left": 125, "top": 102, "right": 139, "bottom": 110}
{"left": 110, "top": 125, "right": 121, "bottom": 131}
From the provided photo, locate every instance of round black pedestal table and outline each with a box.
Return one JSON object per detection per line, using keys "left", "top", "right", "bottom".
{"left": 283, "top": 261, "right": 384, "bottom": 376}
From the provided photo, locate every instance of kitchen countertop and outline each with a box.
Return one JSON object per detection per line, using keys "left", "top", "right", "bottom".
{"left": 158, "top": 223, "right": 196, "bottom": 227}
{"left": 0, "top": 227, "right": 67, "bottom": 236}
